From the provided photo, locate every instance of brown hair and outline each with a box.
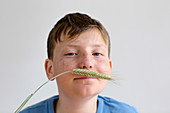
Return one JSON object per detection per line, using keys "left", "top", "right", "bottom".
{"left": 47, "top": 12, "right": 111, "bottom": 60}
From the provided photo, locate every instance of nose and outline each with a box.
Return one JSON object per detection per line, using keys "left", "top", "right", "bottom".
{"left": 79, "top": 55, "right": 93, "bottom": 70}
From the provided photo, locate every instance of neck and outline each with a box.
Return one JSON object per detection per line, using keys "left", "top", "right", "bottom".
{"left": 55, "top": 95, "right": 98, "bottom": 113}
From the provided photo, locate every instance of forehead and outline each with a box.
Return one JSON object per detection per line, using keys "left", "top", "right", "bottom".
{"left": 59, "top": 28, "right": 108, "bottom": 46}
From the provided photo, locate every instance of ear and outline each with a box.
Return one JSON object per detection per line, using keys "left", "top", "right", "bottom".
{"left": 45, "top": 59, "right": 55, "bottom": 81}
{"left": 109, "top": 59, "right": 112, "bottom": 73}
{"left": 109, "top": 59, "right": 112, "bottom": 69}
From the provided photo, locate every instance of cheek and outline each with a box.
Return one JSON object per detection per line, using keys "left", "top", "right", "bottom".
{"left": 94, "top": 79, "right": 108, "bottom": 94}
{"left": 96, "top": 59, "right": 112, "bottom": 75}
{"left": 53, "top": 58, "right": 77, "bottom": 74}
{"left": 62, "top": 60, "right": 75, "bottom": 70}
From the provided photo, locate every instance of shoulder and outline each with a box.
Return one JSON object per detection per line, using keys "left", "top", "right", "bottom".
{"left": 20, "top": 95, "right": 59, "bottom": 113}
{"left": 97, "top": 95, "right": 138, "bottom": 113}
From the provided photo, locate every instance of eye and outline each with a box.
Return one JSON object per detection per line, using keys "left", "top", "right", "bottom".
{"left": 65, "top": 53, "right": 77, "bottom": 56}
{"left": 92, "top": 53, "right": 103, "bottom": 56}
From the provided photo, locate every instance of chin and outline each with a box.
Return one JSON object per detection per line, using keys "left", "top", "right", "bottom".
{"left": 73, "top": 85, "right": 104, "bottom": 99}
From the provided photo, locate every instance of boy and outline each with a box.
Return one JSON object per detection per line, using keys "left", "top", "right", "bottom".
{"left": 20, "top": 12, "right": 138, "bottom": 113}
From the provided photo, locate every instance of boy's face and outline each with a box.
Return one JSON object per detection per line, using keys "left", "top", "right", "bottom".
{"left": 45, "top": 28, "right": 112, "bottom": 100}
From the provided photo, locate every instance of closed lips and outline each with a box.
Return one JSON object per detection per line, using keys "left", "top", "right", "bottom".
{"left": 74, "top": 77, "right": 95, "bottom": 80}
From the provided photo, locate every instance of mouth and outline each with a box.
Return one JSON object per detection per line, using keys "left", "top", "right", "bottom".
{"left": 74, "top": 76, "right": 95, "bottom": 80}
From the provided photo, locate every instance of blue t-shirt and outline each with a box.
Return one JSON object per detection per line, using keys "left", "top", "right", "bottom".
{"left": 20, "top": 95, "right": 138, "bottom": 113}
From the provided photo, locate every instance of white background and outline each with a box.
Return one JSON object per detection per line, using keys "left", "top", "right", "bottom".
{"left": 0, "top": 0, "right": 170, "bottom": 113}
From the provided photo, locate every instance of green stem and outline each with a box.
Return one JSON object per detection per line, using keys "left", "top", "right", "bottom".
{"left": 14, "top": 71, "right": 71, "bottom": 113}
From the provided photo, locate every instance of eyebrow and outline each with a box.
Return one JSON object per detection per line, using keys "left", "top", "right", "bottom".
{"left": 65, "top": 44, "right": 107, "bottom": 48}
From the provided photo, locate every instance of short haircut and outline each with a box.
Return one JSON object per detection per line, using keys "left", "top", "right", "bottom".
{"left": 47, "top": 12, "right": 111, "bottom": 60}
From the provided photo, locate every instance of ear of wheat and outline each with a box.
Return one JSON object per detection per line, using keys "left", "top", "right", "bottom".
{"left": 15, "top": 69, "right": 113, "bottom": 113}
{"left": 72, "top": 69, "right": 113, "bottom": 80}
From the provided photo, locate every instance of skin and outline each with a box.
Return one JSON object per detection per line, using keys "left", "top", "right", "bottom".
{"left": 45, "top": 28, "right": 112, "bottom": 113}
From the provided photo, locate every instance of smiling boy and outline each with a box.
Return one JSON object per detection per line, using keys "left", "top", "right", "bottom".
{"left": 20, "top": 12, "right": 138, "bottom": 113}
